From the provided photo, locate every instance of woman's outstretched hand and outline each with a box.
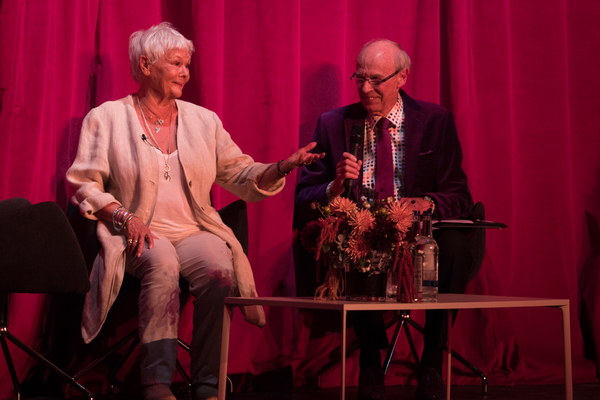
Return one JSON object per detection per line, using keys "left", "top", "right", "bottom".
{"left": 258, "top": 142, "right": 325, "bottom": 189}
{"left": 283, "top": 142, "right": 325, "bottom": 171}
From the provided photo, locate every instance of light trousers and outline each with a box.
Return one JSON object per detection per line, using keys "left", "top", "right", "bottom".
{"left": 126, "top": 231, "right": 234, "bottom": 396}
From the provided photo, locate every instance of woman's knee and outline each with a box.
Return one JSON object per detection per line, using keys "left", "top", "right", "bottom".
{"left": 191, "top": 258, "right": 234, "bottom": 301}
{"left": 129, "top": 246, "right": 181, "bottom": 289}
{"left": 181, "top": 237, "right": 235, "bottom": 299}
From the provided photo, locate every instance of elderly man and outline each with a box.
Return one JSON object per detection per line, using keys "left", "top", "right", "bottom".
{"left": 294, "top": 39, "right": 473, "bottom": 400}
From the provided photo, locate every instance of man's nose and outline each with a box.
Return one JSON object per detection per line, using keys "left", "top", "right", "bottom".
{"left": 360, "top": 81, "right": 374, "bottom": 93}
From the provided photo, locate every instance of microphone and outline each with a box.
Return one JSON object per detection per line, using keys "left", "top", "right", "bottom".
{"left": 344, "top": 124, "right": 365, "bottom": 194}
{"left": 141, "top": 134, "right": 148, "bottom": 141}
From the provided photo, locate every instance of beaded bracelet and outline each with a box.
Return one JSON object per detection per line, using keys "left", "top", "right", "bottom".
{"left": 276, "top": 160, "right": 290, "bottom": 177}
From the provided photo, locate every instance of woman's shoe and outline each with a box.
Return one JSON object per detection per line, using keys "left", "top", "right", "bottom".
{"left": 142, "top": 384, "right": 177, "bottom": 400}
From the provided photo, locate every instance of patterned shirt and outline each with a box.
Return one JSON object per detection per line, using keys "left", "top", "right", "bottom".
{"left": 362, "top": 94, "right": 405, "bottom": 202}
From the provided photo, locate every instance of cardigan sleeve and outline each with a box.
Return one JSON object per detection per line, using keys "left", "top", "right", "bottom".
{"left": 66, "top": 108, "right": 120, "bottom": 219}
{"left": 210, "top": 111, "right": 285, "bottom": 201}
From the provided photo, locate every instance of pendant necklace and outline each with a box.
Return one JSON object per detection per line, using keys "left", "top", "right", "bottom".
{"left": 145, "top": 106, "right": 168, "bottom": 133}
{"left": 137, "top": 96, "right": 175, "bottom": 181}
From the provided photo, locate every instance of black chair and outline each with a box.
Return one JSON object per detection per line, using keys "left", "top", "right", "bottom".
{"left": 315, "top": 202, "right": 503, "bottom": 396}
{"left": 64, "top": 199, "right": 248, "bottom": 398}
{"left": 0, "top": 198, "right": 93, "bottom": 400}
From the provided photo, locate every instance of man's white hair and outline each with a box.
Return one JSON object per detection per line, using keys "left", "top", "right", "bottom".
{"left": 357, "top": 39, "right": 411, "bottom": 72}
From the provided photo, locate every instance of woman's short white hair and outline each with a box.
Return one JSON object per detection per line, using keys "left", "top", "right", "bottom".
{"left": 129, "top": 22, "right": 195, "bottom": 82}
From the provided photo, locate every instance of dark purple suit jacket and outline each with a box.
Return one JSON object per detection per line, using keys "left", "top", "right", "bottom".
{"left": 294, "top": 89, "right": 472, "bottom": 226}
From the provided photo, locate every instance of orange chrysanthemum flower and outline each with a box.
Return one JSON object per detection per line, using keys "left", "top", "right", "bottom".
{"left": 349, "top": 209, "right": 375, "bottom": 233}
{"left": 388, "top": 200, "right": 413, "bottom": 237}
{"left": 346, "top": 234, "right": 370, "bottom": 261}
{"left": 329, "top": 196, "right": 357, "bottom": 216}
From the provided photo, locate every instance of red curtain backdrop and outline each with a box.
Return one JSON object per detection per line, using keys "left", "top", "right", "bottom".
{"left": 1, "top": 0, "right": 600, "bottom": 395}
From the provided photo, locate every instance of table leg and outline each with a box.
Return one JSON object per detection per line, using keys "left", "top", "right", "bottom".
{"left": 446, "top": 309, "right": 452, "bottom": 400}
{"left": 218, "top": 306, "right": 231, "bottom": 400}
{"left": 340, "top": 310, "right": 347, "bottom": 400}
{"left": 560, "top": 305, "right": 573, "bottom": 400}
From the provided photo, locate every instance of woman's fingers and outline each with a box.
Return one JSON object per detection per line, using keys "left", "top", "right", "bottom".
{"left": 291, "top": 142, "right": 325, "bottom": 167}
{"left": 124, "top": 217, "right": 157, "bottom": 256}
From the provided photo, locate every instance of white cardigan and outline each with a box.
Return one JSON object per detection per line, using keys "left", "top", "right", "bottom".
{"left": 67, "top": 95, "right": 284, "bottom": 343}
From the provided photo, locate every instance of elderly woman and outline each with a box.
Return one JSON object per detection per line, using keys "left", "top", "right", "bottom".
{"left": 67, "top": 22, "right": 322, "bottom": 400}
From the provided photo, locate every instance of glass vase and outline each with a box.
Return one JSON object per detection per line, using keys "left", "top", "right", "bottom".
{"left": 345, "top": 267, "right": 388, "bottom": 302}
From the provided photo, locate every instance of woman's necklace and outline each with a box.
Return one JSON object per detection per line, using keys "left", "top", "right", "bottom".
{"left": 137, "top": 96, "right": 175, "bottom": 181}
{"left": 143, "top": 104, "right": 169, "bottom": 133}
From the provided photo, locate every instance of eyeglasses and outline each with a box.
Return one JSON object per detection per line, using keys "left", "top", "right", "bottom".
{"left": 351, "top": 70, "right": 400, "bottom": 88}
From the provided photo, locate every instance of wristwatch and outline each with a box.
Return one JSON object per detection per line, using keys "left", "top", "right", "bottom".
{"left": 422, "top": 195, "right": 435, "bottom": 212}
{"left": 326, "top": 181, "right": 340, "bottom": 199}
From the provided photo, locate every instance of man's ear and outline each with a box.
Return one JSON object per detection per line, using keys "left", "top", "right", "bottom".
{"left": 396, "top": 68, "right": 408, "bottom": 89}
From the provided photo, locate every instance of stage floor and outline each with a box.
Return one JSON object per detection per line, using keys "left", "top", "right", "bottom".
{"left": 24, "top": 382, "right": 600, "bottom": 400}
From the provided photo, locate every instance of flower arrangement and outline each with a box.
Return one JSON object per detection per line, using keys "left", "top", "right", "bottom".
{"left": 301, "top": 196, "right": 417, "bottom": 302}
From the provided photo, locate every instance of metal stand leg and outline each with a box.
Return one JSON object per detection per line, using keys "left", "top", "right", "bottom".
{"left": 384, "top": 312, "right": 488, "bottom": 396}
{"left": 176, "top": 338, "right": 192, "bottom": 393}
{"left": 447, "top": 347, "right": 487, "bottom": 396}
{"left": 107, "top": 335, "right": 139, "bottom": 395}
{"left": 1, "top": 329, "right": 21, "bottom": 400}
{"left": 2, "top": 328, "right": 93, "bottom": 399}
{"left": 383, "top": 311, "right": 420, "bottom": 375}
{"left": 65, "top": 328, "right": 138, "bottom": 399}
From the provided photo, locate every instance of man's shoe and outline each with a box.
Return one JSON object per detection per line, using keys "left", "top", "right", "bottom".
{"left": 357, "top": 364, "right": 387, "bottom": 400}
{"left": 415, "top": 367, "right": 446, "bottom": 400}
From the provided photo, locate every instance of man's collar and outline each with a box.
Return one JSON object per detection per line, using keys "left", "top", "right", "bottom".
{"left": 367, "top": 93, "right": 403, "bottom": 128}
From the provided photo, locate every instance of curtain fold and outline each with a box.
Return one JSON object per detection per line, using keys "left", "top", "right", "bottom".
{"left": 1, "top": 0, "right": 599, "bottom": 395}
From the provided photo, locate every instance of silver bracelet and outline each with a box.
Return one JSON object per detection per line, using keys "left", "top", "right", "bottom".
{"left": 112, "top": 206, "right": 124, "bottom": 231}
{"left": 122, "top": 213, "right": 136, "bottom": 229}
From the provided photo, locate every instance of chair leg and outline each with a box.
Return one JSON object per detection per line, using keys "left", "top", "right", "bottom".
{"left": 1, "top": 330, "right": 21, "bottom": 400}
{"left": 176, "top": 337, "right": 192, "bottom": 394}
{"left": 65, "top": 333, "right": 197, "bottom": 399}
{"left": 176, "top": 359, "right": 191, "bottom": 390}
{"left": 176, "top": 337, "right": 236, "bottom": 399}
{"left": 65, "top": 328, "right": 138, "bottom": 399}
{"left": 2, "top": 328, "right": 93, "bottom": 399}
{"left": 107, "top": 334, "right": 139, "bottom": 396}
{"left": 178, "top": 337, "right": 190, "bottom": 352}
